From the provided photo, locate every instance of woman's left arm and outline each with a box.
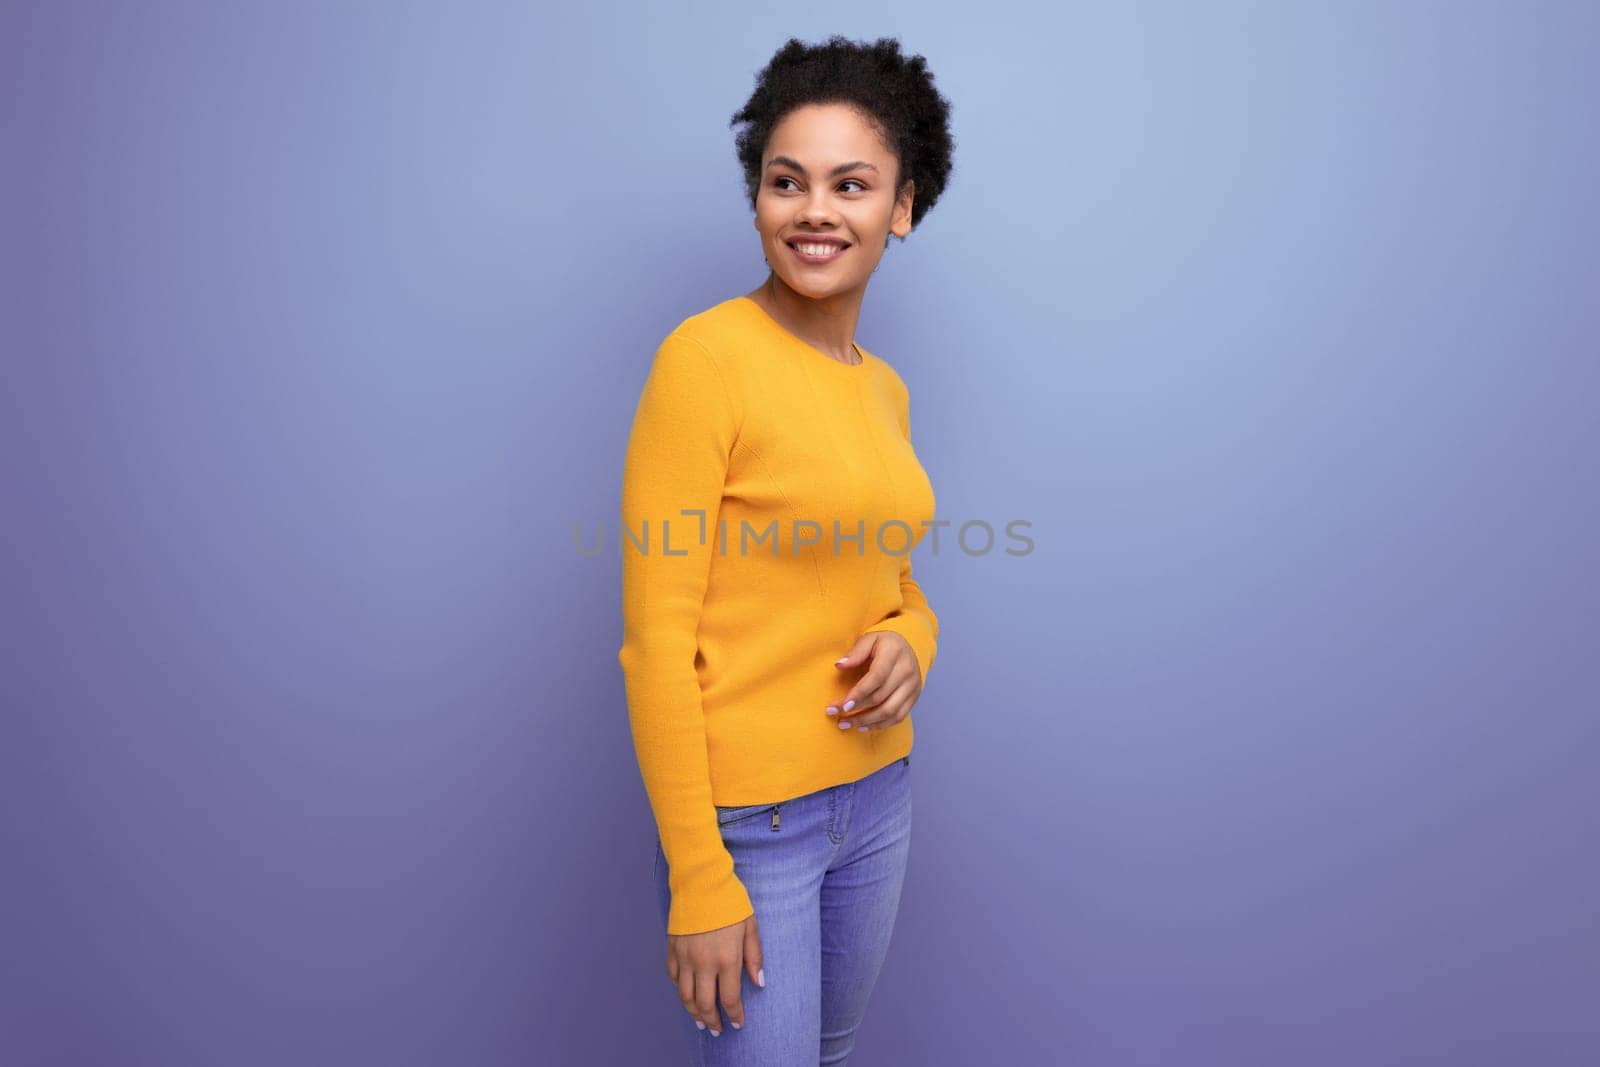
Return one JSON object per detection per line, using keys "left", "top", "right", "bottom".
{"left": 829, "top": 372, "right": 939, "bottom": 730}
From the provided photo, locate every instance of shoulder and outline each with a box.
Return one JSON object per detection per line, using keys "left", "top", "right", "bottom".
{"left": 646, "top": 296, "right": 746, "bottom": 379}
{"left": 654, "top": 297, "right": 769, "bottom": 407}
{"left": 664, "top": 296, "right": 758, "bottom": 366}
{"left": 643, "top": 300, "right": 752, "bottom": 427}
{"left": 859, "top": 342, "right": 911, "bottom": 406}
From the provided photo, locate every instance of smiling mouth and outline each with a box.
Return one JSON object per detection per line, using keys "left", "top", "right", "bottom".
{"left": 787, "top": 240, "right": 850, "bottom": 262}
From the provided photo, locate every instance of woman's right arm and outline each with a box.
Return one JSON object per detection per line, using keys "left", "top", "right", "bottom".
{"left": 617, "top": 328, "right": 754, "bottom": 937}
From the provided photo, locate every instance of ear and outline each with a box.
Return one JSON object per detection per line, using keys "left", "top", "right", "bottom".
{"left": 892, "top": 179, "right": 916, "bottom": 239}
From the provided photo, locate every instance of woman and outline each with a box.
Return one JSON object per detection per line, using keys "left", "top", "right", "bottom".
{"left": 618, "top": 35, "right": 955, "bottom": 1065}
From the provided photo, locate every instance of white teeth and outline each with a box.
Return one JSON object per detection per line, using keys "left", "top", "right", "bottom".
{"left": 794, "top": 243, "right": 844, "bottom": 256}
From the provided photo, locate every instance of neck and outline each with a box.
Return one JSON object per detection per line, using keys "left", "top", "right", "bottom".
{"left": 751, "top": 275, "right": 863, "bottom": 364}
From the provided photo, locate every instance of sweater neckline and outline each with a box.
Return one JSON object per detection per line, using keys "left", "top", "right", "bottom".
{"left": 735, "top": 295, "right": 871, "bottom": 372}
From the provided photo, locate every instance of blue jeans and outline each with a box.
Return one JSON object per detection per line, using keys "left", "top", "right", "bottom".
{"left": 653, "top": 754, "right": 913, "bottom": 1066}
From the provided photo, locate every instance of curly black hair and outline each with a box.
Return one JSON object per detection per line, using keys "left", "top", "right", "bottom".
{"left": 730, "top": 35, "right": 956, "bottom": 240}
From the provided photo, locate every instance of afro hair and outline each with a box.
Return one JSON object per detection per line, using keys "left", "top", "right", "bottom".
{"left": 730, "top": 35, "right": 956, "bottom": 240}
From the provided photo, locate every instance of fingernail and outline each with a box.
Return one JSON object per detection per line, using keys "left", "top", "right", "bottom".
{"left": 825, "top": 707, "right": 838, "bottom": 716}
{"left": 758, "top": 968, "right": 765, "bottom": 987}
{"left": 842, "top": 700, "right": 855, "bottom": 712}
{"left": 835, "top": 658, "right": 849, "bottom": 665}
{"left": 839, "top": 721, "right": 853, "bottom": 729}
{"left": 696, "top": 1021, "right": 706, "bottom": 1031}
{"left": 711, "top": 1028, "right": 721, "bottom": 1037}
{"left": 732, "top": 1021, "right": 742, "bottom": 1029}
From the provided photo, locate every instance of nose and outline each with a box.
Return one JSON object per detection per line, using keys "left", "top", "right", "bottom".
{"left": 798, "top": 188, "right": 840, "bottom": 227}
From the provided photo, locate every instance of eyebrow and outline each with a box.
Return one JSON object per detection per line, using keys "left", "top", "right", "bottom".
{"left": 765, "top": 156, "right": 879, "bottom": 179}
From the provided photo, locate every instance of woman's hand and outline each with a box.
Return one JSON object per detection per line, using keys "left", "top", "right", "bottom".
{"left": 666, "top": 912, "right": 764, "bottom": 1037}
{"left": 827, "top": 631, "right": 923, "bottom": 732}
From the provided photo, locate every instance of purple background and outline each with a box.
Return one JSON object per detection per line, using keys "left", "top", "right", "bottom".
{"left": 4, "top": 3, "right": 1597, "bottom": 1065}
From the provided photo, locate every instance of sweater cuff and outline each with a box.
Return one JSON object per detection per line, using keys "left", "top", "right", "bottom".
{"left": 666, "top": 855, "right": 755, "bottom": 936}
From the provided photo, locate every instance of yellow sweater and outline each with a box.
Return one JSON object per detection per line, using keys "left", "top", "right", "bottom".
{"left": 617, "top": 294, "right": 939, "bottom": 935}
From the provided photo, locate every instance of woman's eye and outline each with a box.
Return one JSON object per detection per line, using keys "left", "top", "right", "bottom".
{"left": 773, "top": 177, "right": 867, "bottom": 193}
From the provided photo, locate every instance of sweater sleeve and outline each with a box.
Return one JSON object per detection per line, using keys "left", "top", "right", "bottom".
{"left": 617, "top": 329, "right": 754, "bottom": 936}
{"left": 864, "top": 553, "right": 940, "bottom": 690}
{"left": 862, "top": 374, "right": 939, "bottom": 688}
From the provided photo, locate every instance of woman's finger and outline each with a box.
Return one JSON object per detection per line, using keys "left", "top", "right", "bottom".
{"left": 719, "top": 960, "right": 746, "bottom": 1030}
{"left": 836, "top": 654, "right": 913, "bottom": 727}
{"left": 827, "top": 634, "right": 906, "bottom": 723}
{"left": 840, "top": 655, "right": 914, "bottom": 724}
{"left": 851, "top": 680, "right": 916, "bottom": 731}
{"left": 829, "top": 671, "right": 889, "bottom": 726}
{"left": 676, "top": 959, "right": 699, "bottom": 1029}
{"left": 696, "top": 966, "right": 723, "bottom": 1036}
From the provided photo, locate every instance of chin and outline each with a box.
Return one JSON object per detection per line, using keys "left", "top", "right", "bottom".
{"left": 778, "top": 273, "right": 859, "bottom": 299}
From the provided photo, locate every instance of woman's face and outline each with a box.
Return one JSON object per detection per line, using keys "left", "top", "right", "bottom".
{"left": 754, "top": 103, "right": 914, "bottom": 301}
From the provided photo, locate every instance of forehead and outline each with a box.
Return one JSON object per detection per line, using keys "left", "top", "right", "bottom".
{"left": 765, "top": 103, "right": 890, "bottom": 163}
